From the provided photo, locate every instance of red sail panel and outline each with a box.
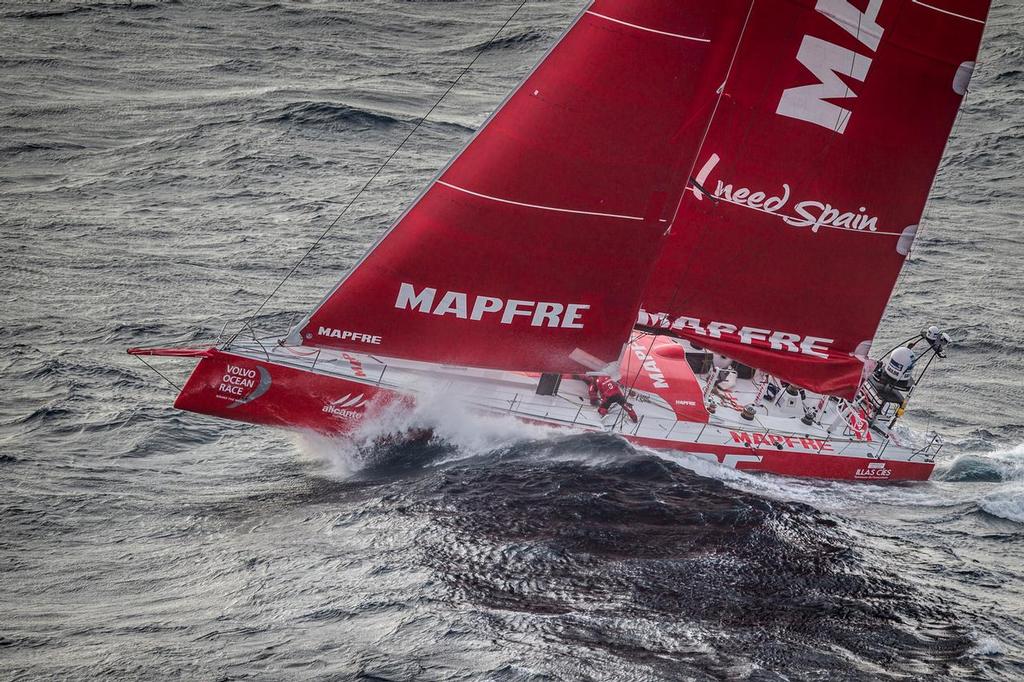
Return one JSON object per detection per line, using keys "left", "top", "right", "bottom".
{"left": 640, "top": 0, "right": 990, "bottom": 398}
{"left": 290, "top": 1, "right": 751, "bottom": 373}
{"left": 621, "top": 334, "right": 709, "bottom": 423}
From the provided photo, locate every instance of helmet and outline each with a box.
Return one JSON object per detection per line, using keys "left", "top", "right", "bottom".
{"left": 883, "top": 346, "right": 916, "bottom": 382}
{"left": 924, "top": 325, "right": 940, "bottom": 342}
{"left": 716, "top": 368, "right": 738, "bottom": 390}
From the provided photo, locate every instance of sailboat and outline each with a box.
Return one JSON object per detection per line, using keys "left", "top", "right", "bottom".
{"left": 131, "top": 0, "right": 992, "bottom": 482}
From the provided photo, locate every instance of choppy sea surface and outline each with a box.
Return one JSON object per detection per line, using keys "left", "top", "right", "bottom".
{"left": 2, "top": 1, "right": 1023, "bottom": 679}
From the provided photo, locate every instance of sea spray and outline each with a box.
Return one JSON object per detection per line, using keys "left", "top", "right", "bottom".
{"left": 939, "top": 442, "right": 1024, "bottom": 483}
{"left": 940, "top": 442, "right": 1024, "bottom": 523}
{"left": 292, "top": 382, "right": 560, "bottom": 477}
{"left": 980, "top": 487, "right": 1024, "bottom": 524}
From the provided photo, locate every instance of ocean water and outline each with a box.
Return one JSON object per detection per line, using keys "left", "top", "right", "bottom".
{"left": 2, "top": 1, "right": 1023, "bottom": 680}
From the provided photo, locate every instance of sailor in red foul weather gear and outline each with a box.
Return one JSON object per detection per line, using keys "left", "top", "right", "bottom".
{"left": 577, "top": 375, "right": 638, "bottom": 422}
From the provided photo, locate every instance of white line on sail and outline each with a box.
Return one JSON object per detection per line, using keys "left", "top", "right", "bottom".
{"left": 437, "top": 181, "right": 645, "bottom": 221}
{"left": 585, "top": 11, "right": 712, "bottom": 43}
{"left": 911, "top": 0, "right": 985, "bottom": 24}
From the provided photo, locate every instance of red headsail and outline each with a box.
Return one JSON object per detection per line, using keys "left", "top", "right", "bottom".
{"left": 290, "top": 1, "right": 751, "bottom": 373}
{"left": 639, "top": 0, "right": 990, "bottom": 397}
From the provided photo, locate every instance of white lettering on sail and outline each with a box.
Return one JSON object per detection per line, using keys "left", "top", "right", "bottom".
{"left": 692, "top": 153, "right": 879, "bottom": 233}
{"left": 501, "top": 300, "right": 534, "bottom": 325}
{"left": 470, "top": 296, "right": 503, "bottom": 320}
{"left": 707, "top": 321, "right": 738, "bottom": 339}
{"left": 777, "top": 35, "right": 871, "bottom": 133}
{"left": 787, "top": 200, "right": 879, "bottom": 233}
{"left": 770, "top": 331, "right": 801, "bottom": 353}
{"left": 776, "top": 1, "right": 886, "bottom": 133}
{"left": 562, "top": 304, "right": 588, "bottom": 329}
{"left": 432, "top": 291, "right": 467, "bottom": 318}
{"left": 532, "top": 302, "right": 564, "bottom": 328}
{"left": 739, "top": 327, "right": 770, "bottom": 345}
{"left": 630, "top": 343, "right": 669, "bottom": 389}
{"left": 316, "top": 328, "right": 382, "bottom": 344}
{"left": 394, "top": 283, "right": 589, "bottom": 328}
{"left": 816, "top": 0, "right": 884, "bottom": 51}
{"left": 637, "top": 310, "right": 833, "bottom": 359}
{"left": 395, "top": 282, "right": 436, "bottom": 313}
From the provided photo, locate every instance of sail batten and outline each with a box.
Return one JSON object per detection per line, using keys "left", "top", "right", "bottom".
{"left": 434, "top": 181, "right": 648, "bottom": 222}
{"left": 584, "top": 11, "right": 713, "bottom": 42}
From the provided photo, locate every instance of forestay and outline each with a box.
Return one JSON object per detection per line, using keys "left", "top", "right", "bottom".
{"left": 289, "top": 0, "right": 751, "bottom": 373}
{"left": 639, "top": 0, "right": 991, "bottom": 397}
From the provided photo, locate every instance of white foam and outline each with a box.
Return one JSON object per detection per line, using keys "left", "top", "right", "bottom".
{"left": 293, "top": 383, "right": 558, "bottom": 478}
{"left": 979, "top": 486, "right": 1024, "bottom": 523}
{"left": 986, "top": 442, "right": 1024, "bottom": 482}
{"left": 940, "top": 442, "right": 1024, "bottom": 482}
{"left": 968, "top": 635, "right": 1006, "bottom": 657}
{"left": 293, "top": 430, "right": 364, "bottom": 478}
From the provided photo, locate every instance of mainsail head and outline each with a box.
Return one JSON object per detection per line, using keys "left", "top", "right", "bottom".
{"left": 639, "top": 0, "right": 991, "bottom": 398}
{"left": 288, "top": 0, "right": 752, "bottom": 373}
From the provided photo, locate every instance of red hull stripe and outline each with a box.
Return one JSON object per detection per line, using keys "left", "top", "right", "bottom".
{"left": 626, "top": 434, "right": 933, "bottom": 482}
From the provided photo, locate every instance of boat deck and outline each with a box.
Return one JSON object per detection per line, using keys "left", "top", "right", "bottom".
{"left": 220, "top": 336, "right": 941, "bottom": 465}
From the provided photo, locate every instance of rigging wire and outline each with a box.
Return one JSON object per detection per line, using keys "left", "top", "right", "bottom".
{"left": 621, "top": 0, "right": 757, "bottom": 415}
{"left": 132, "top": 355, "right": 183, "bottom": 393}
{"left": 226, "top": 0, "right": 531, "bottom": 346}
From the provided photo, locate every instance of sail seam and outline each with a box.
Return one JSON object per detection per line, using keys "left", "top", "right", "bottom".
{"left": 910, "top": 0, "right": 985, "bottom": 24}
{"left": 585, "top": 11, "right": 711, "bottom": 43}
{"left": 437, "top": 181, "right": 645, "bottom": 221}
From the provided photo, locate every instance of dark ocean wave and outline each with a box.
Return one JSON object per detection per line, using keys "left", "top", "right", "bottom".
{"left": 285, "top": 436, "right": 994, "bottom": 677}
{"left": 0, "top": 141, "right": 87, "bottom": 157}
{"left": 258, "top": 100, "right": 409, "bottom": 130}
{"left": 940, "top": 455, "right": 1016, "bottom": 483}
{"left": 210, "top": 58, "right": 266, "bottom": 75}
{"left": 256, "top": 100, "right": 475, "bottom": 134}
{"left": 458, "top": 29, "right": 550, "bottom": 54}
{"left": 7, "top": 5, "right": 93, "bottom": 20}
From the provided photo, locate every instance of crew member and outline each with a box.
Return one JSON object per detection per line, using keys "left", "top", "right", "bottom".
{"left": 573, "top": 374, "right": 600, "bottom": 406}
{"left": 588, "top": 375, "right": 638, "bottom": 422}
{"left": 910, "top": 326, "right": 951, "bottom": 358}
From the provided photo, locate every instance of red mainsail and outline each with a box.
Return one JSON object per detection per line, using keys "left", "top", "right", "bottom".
{"left": 640, "top": 0, "right": 990, "bottom": 398}
{"left": 290, "top": 0, "right": 751, "bottom": 373}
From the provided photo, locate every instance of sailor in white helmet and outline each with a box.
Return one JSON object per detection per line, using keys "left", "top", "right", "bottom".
{"left": 910, "top": 325, "right": 952, "bottom": 358}
{"left": 873, "top": 346, "right": 918, "bottom": 390}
